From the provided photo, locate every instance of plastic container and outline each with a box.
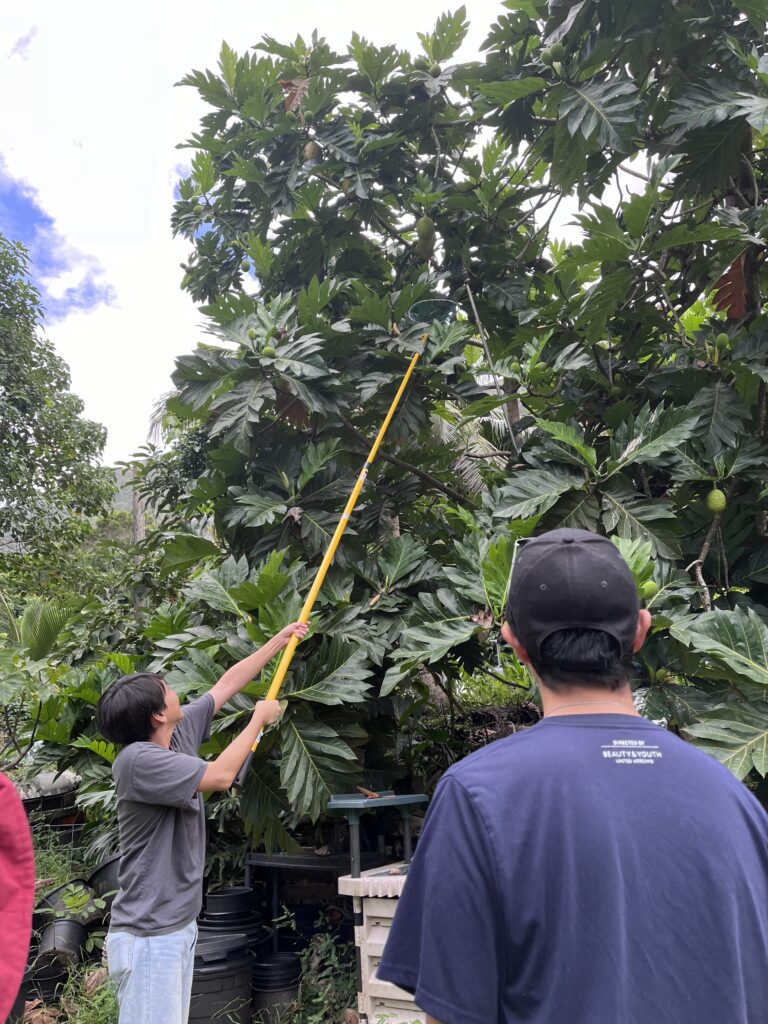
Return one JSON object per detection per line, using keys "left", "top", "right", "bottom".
{"left": 36, "top": 879, "right": 103, "bottom": 927}
{"left": 203, "top": 885, "right": 253, "bottom": 917}
{"left": 251, "top": 953, "right": 301, "bottom": 1024}
{"left": 87, "top": 852, "right": 121, "bottom": 912}
{"left": 28, "top": 960, "right": 69, "bottom": 1003}
{"left": 37, "top": 918, "right": 87, "bottom": 966}
{"left": 190, "top": 933, "right": 252, "bottom": 1024}
{"left": 19, "top": 770, "right": 79, "bottom": 817}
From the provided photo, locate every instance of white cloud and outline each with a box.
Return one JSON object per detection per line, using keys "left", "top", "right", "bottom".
{"left": 0, "top": 0, "right": 504, "bottom": 464}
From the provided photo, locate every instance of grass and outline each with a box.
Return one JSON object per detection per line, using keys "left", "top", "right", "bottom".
{"left": 31, "top": 824, "right": 85, "bottom": 892}
{"left": 60, "top": 967, "right": 118, "bottom": 1024}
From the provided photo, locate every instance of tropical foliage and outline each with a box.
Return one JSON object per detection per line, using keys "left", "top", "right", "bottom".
{"left": 8, "top": 1, "right": 768, "bottom": 853}
{"left": 0, "top": 233, "right": 114, "bottom": 577}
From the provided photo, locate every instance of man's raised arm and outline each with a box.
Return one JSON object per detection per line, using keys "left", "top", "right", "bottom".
{"left": 208, "top": 621, "right": 308, "bottom": 712}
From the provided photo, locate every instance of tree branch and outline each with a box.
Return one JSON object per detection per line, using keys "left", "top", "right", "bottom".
{"left": 687, "top": 481, "right": 739, "bottom": 611}
{"left": 339, "top": 414, "right": 474, "bottom": 507}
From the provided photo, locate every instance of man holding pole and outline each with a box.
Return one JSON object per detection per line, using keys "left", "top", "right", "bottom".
{"left": 95, "top": 620, "right": 308, "bottom": 1024}
{"left": 379, "top": 528, "right": 768, "bottom": 1024}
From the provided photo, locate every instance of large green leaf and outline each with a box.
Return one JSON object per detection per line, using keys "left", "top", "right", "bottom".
{"left": 665, "top": 83, "right": 768, "bottom": 133}
{"left": 297, "top": 440, "right": 341, "bottom": 492}
{"left": 283, "top": 638, "right": 373, "bottom": 705}
{"left": 669, "top": 607, "right": 768, "bottom": 690}
{"left": 495, "top": 467, "right": 584, "bottom": 520}
{"left": 183, "top": 556, "right": 250, "bottom": 617}
{"left": 733, "top": 330, "right": 768, "bottom": 383}
{"left": 478, "top": 78, "right": 548, "bottom": 106}
{"left": 228, "top": 550, "right": 291, "bottom": 612}
{"left": 172, "top": 352, "right": 237, "bottom": 412}
{"left": 481, "top": 533, "right": 516, "bottom": 618}
{"left": 574, "top": 269, "right": 634, "bottom": 339}
{"left": 164, "top": 646, "right": 223, "bottom": 697}
{"left": 378, "top": 535, "right": 428, "bottom": 586}
{"left": 279, "top": 711, "right": 359, "bottom": 821}
{"left": 560, "top": 78, "right": 640, "bottom": 152}
{"left": 537, "top": 420, "right": 597, "bottom": 469}
{"left": 687, "top": 384, "right": 751, "bottom": 455}
{"left": 675, "top": 120, "right": 746, "bottom": 195}
{"left": 70, "top": 737, "right": 117, "bottom": 764}
{"left": 600, "top": 478, "right": 680, "bottom": 559}
{"left": 607, "top": 404, "right": 700, "bottom": 472}
{"left": 159, "top": 534, "right": 220, "bottom": 576}
{"left": 685, "top": 702, "right": 768, "bottom": 779}
{"left": 417, "top": 4, "right": 469, "bottom": 62}
{"left": 20, "top": 599, "right": 78, "bottom": 661}
{"left": 611, "top": 536, "right": 654, "bottom": 587}
{"left": 240, "top": 756, "right": 301, "bottom": 854}
{"left": 737, "top": 0, "right": 768, "bottom": 32}
{"left": 208, "top": 379, "right": 275, "bottom": 452}
{"left": 224, "top": 492, "right": 289, "bottom": 529}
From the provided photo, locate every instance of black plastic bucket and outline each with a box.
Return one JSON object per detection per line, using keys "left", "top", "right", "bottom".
{"left": 251, "top": 953, "right": 301, "bottom": 1024}
{"left": 203, "top": 885, "right": 253, "bottom": 917}
{"left": 27, "top": 959, "right": 69, "bottom": 1002}
{"left": 37, "top": 918, "right": 88, "bottom": 966}
{"left": 35, "top": 879, "right": 103, "bottom": 928}
{"left": 190, "top": 933, "right": 252, "bottom": 1024}
{"left": 87, "top": 852, "right": 121, "bottom": 912}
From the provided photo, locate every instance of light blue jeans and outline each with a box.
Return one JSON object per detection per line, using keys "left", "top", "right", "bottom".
{"left": 106, "top": 920, "right": 197, "bottom": 1024}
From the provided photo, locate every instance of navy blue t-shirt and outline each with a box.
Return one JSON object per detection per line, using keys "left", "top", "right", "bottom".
{"left": 379, "top": 714, "right": 768, "bottom": 1024}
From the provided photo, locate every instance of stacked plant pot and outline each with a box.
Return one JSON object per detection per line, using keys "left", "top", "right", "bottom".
{"left": 192, "top": 886, "right": 274, "bottom": 1024}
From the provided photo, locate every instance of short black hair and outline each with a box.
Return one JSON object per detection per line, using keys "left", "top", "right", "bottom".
{"left": 95, "top": 673, "right": 167, "bottom": 745}
{"left": 528, "top": 629, "right": 633, "bottom": 693}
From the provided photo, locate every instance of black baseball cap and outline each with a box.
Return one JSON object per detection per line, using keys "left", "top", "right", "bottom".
{"left": 505, "top": 528, "right": 640, "bottom": 669}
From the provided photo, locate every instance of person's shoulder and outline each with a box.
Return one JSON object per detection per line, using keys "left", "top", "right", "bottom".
{"left": 444, "top": 723, "right": 546, "bottom": 786}
{"left": 184, "top": 693, "right": 214, "bottom": 712}
{"left": 179, "top": 693, "right": 215, "bottom": 724}
{"left": 114, "top": 741, "right": 167, "bottom": 775}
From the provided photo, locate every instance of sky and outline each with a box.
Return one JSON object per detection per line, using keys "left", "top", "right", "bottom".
{"left": 0, "top": 1, "right": 513, "bottom": 465}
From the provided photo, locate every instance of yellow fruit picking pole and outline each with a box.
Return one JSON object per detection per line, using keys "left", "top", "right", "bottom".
{"left": 232, "top": 337, "right": 427, "bottom": 788}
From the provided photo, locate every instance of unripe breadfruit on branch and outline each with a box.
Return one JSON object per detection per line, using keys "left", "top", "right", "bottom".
{"left": 416, "top": 215, "right": 436, "bottom": 240}
{"left": 706, "top": 488, "right": 727, "bottom": 514}
{"left": 416, "top": 235, "right": 435, "bottom": 259}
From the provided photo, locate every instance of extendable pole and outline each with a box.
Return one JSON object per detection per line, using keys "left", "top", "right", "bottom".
{"left": 232, "top": 341, "right": 425, "bottom": 788}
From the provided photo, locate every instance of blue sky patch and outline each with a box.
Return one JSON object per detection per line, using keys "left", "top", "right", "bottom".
{"left": 0, "top": 160, "right": 115, "bottom": 322}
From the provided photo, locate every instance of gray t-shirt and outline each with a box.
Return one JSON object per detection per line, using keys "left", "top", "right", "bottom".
{"left": 109, "top": 693, "right": 215, "bottom": 936}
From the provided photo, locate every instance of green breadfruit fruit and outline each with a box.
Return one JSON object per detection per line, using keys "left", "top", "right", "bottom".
{"left": 706, "top": 488, "right": 727, "bottom": 514}
{"left": 416, "top": 215, "right": 436, "bottom": 240}
{"left": 303, "top": 141, "right": 323, "bottom": 163}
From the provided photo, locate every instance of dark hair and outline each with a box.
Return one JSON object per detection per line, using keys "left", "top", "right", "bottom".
{"left": 95, "top": 673, "right": 166, "bottom": 745}
{"left": 528, "top": 629, "right": 633, "bottom": 693}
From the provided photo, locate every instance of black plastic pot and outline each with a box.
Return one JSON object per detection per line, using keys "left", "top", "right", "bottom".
{"left": 252, "top": 952, "right": 301, "bottom": 988}
{"left": 36, "top": 879, "right": 103, "bottom": 928}
{"left": 87, "top": 852, "right": 121, "bottom": 912}
{"left": 20, "top": 771, "right": 79, "bottom": 818}
{"left": 251, "top": 953, "right": 301, "bottom": 1024}
{"left": 190, "top": 933, "right": 252, "bottom": 1024}
{"left": 203, "top": 885, "right": 253, "bottom": 918}
{"left": 27, "top": 960, "right": 69, "bottom": 1003}
{"left": 37, "top": 918, "right": 88, "bottom": 966}
{"left": 197, "top": 918, "right": 271, "bottom": 954}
